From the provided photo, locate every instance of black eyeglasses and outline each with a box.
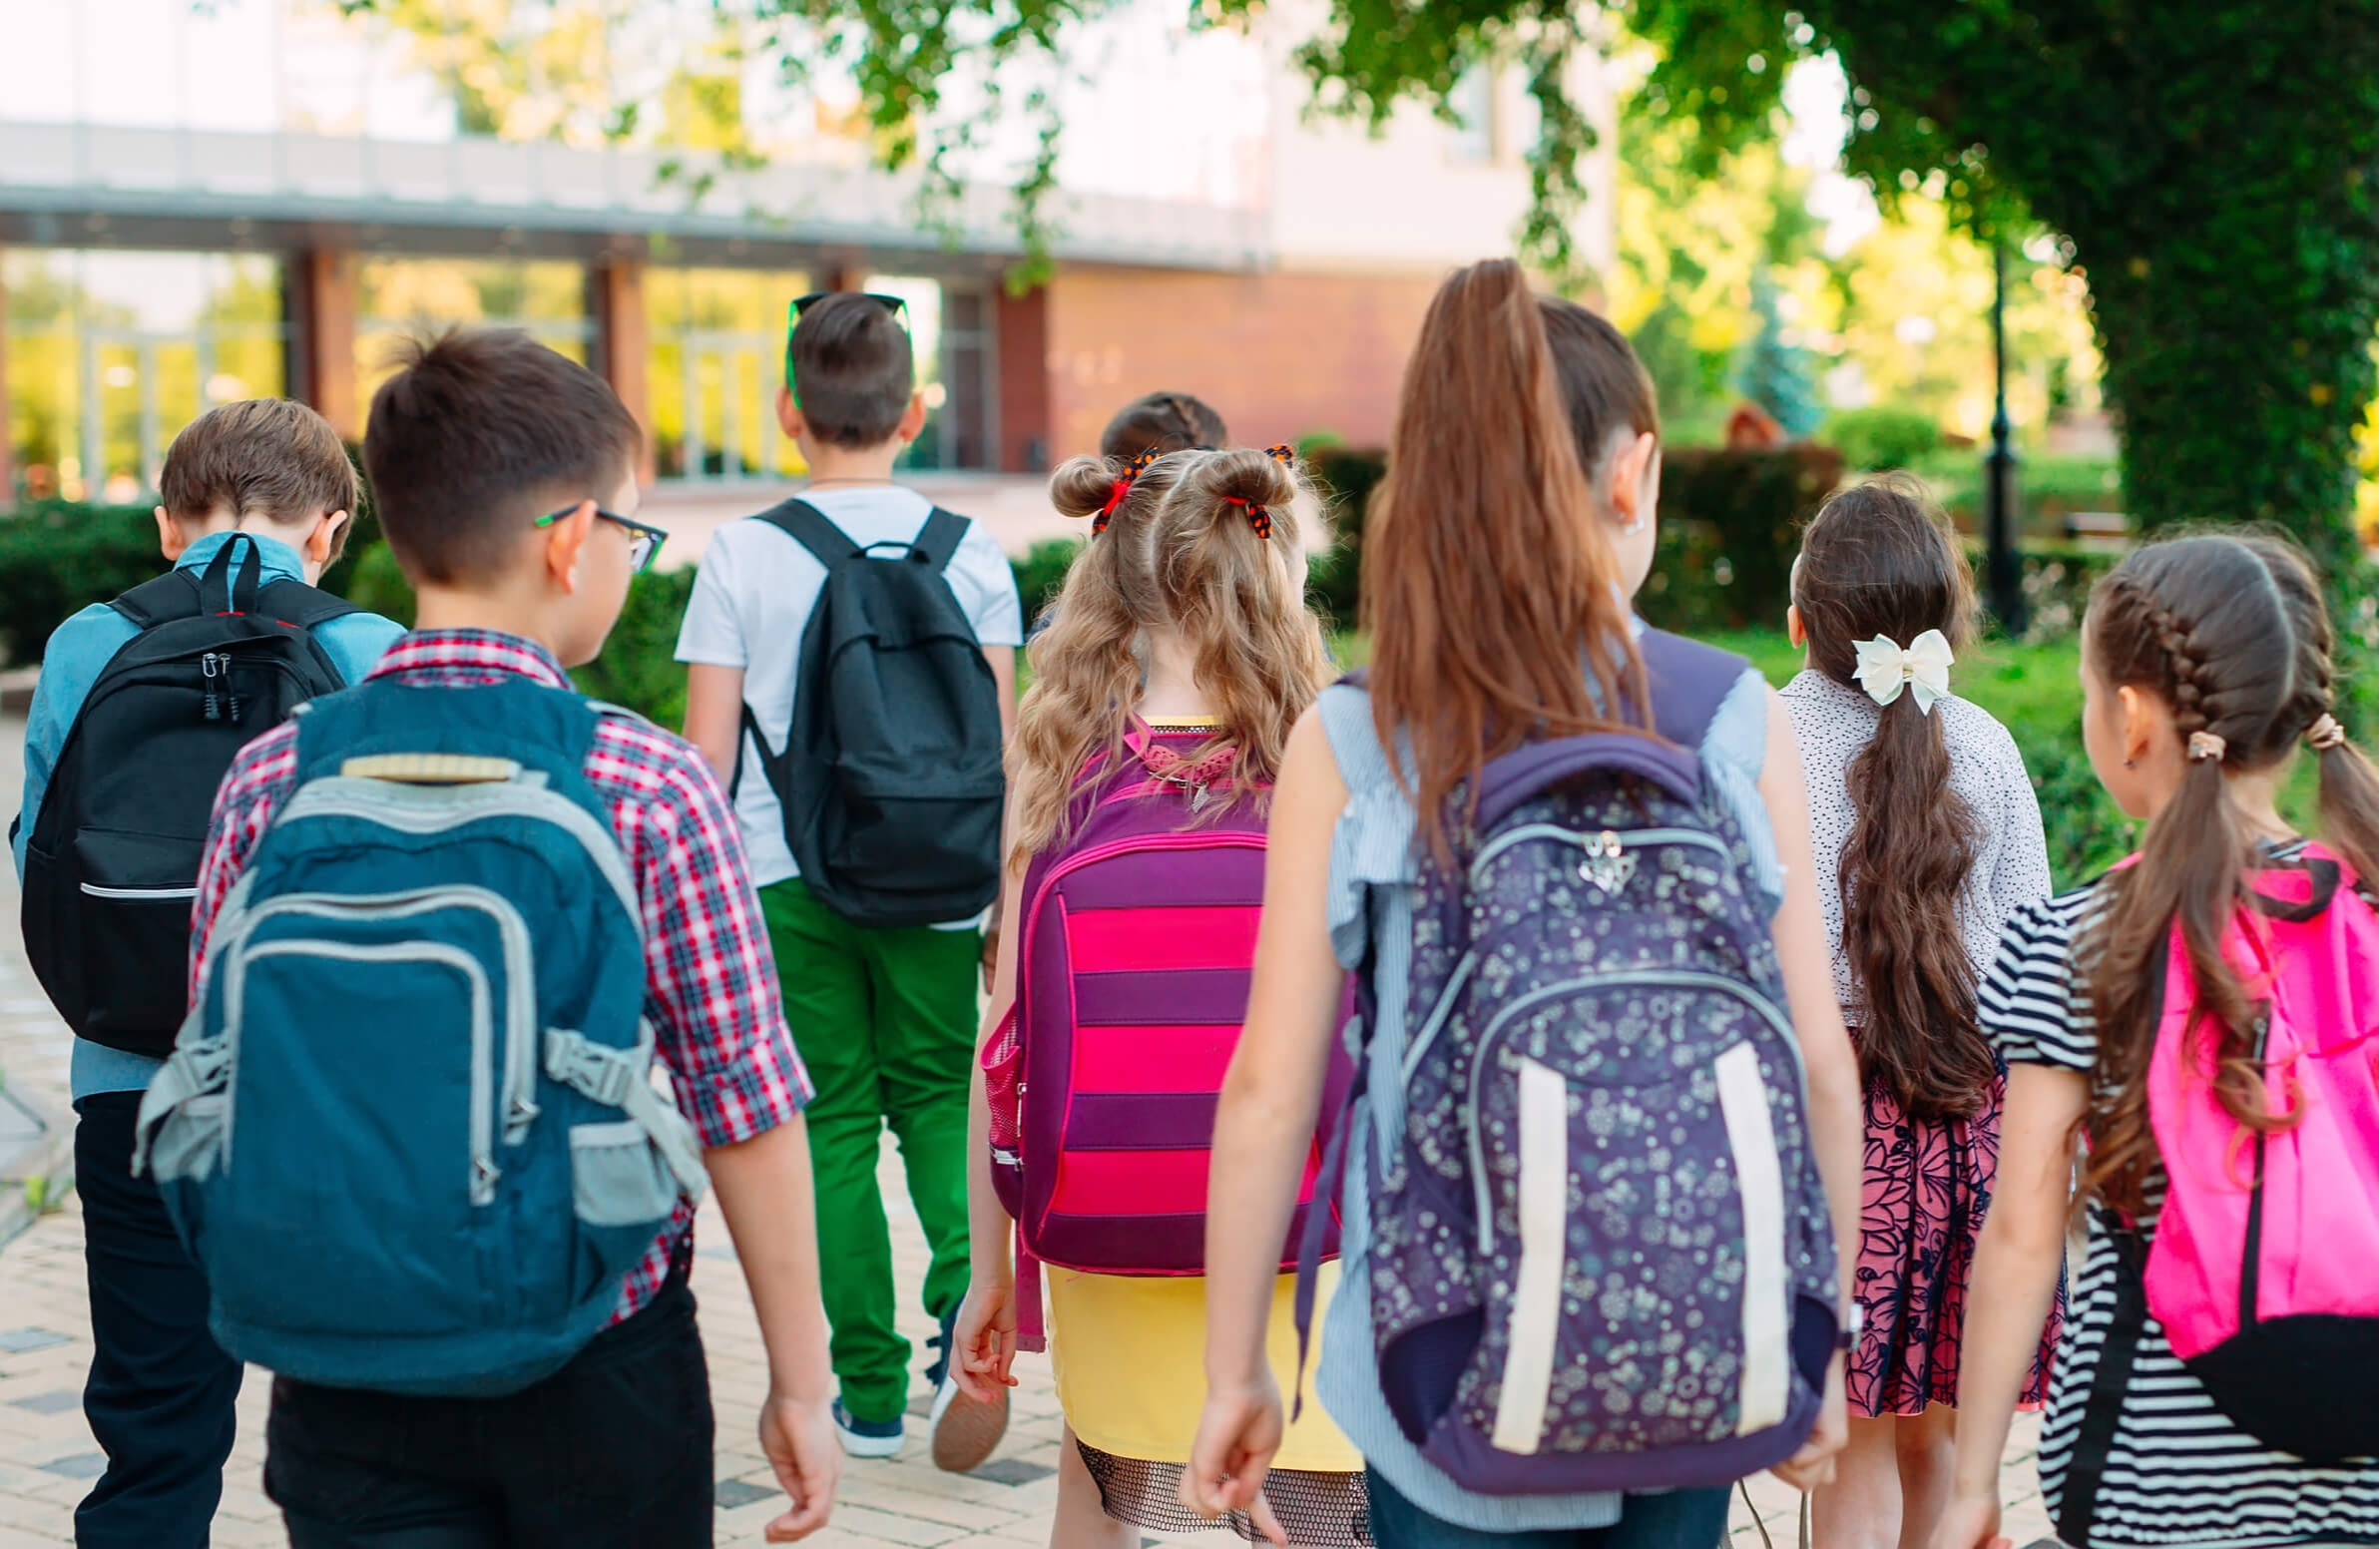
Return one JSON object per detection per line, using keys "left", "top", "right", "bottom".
{"left": 789, "top": 291, "right": 908, "bottom": 322}
{"left": 534, "top": 504, "right": 668, "bottom": 574}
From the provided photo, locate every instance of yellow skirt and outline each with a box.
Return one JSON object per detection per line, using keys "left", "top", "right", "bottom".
{"left": 1046, "top": 1264, "right": 1363, "bottom": 1471}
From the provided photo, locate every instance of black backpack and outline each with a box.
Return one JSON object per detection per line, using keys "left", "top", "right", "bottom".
{"left": 737, "top": 500, "right": 1004, "bottom": 928}
{"left": 21, "top": 535, "right": 358, "bottom": 1057}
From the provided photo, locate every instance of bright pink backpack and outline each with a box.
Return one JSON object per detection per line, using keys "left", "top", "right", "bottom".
{"left": 2070, "top": 843, "right": 2376, "bottom": 1516}
{"left": 983, "top": 727, "right": 1347, "bottom": 1349}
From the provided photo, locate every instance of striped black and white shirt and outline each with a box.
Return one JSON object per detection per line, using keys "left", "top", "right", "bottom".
{"left": 1981, "top": 874, "right": 2378, "bottom": 1548}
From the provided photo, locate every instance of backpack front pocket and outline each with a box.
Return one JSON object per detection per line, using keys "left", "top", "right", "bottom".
{"left": 71, "top": 826, "right": 204, "bottom": 1045}
{"left": 204, "top": 935, "right": 501, "bottom": 1338}
{"left": 1441, "top": 1007, "right": 1799, "bottom": 1468}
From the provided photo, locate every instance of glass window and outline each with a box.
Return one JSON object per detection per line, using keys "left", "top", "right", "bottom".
{"left": 5, "top": 249, "right": 283, "bottom": 504}
{"left": 355, "top": 258, "right": 591, "bottom": 405}
{"left": 865, "top": 274, "right": 993, "bottom": 473}
{"left": 646, "top": 266, "right": 809, "bottom": 482}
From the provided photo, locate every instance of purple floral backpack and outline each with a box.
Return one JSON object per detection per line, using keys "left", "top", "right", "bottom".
{"left": 1303, "top": 631, "right": 1841, "bottom": 1495}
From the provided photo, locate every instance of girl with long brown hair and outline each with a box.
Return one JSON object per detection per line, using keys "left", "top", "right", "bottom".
{"left": 1937, "top": 533, "right": 2378, "bottom": 1549}
{"left": 1180, "top": 259, "right": 1866, "bottom": 1548}
{"left": 1781, "top": 477, "right": 2059, "bottom": 1549}
{"left": 949, "top": 446, "right": 1366, "bottom": 1548}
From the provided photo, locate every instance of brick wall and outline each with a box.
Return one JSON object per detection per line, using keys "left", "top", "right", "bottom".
{"left": 1038, "top": 265, "right": 1443, "bottom": 462}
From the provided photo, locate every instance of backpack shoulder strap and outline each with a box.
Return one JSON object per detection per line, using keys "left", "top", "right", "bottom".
{"left": 110, "top": 570, "right": 206, "bottom": 630}
{"left": 1638, "top": 628, "right": 1750, "bottom": 750}
{"left": 255, "top": 579, "right": 362, "bottom": 632}
{"left": 911, "top": 507, "right": 971, "bottom": 572}
{"left": 752, "top": 499, "right": 864, "bottom": 569}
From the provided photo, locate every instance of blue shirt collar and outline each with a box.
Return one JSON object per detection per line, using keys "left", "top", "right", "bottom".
{"left": 174, "top": 529, "right": 309, "bottom": 585}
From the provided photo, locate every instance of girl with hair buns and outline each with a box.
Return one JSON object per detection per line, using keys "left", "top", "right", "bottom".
{"left": 1938, "top": 532, "right": 2379, "bottom": 1549}
{"left": 950, "top": 446, "right": 1367, "bottom": 1547}
{"left": 1781, "top": 476, "right": 2060, "bottom": 1549}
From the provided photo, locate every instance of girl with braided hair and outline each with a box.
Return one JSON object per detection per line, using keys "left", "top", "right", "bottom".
{"left": 1936, "top": 533, "right": 2379, "bottom": 1549}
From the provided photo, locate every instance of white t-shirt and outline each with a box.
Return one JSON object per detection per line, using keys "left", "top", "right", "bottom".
{"left": 675, "top": 484, "right": 1024, "bottom": 908}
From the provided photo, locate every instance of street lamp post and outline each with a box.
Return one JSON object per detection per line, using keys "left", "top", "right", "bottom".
{"left": 1984, "top": 241, "right": 2027, "bottom": 635}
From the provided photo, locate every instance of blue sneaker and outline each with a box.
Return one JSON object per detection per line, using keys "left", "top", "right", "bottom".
{"left": 831, "top": 1398, "right": 904, "bottom": 1459}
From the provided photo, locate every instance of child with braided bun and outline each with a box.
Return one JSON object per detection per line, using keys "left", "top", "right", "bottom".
{"left": 953, "top": 445, "right": 1366, "bottom": 1548}
{"left": 1938, "top": 532, "right": 2379, "bottom": 1549}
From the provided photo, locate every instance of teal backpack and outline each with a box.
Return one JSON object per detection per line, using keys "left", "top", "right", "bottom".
{"left": 136, "top": 676, "right": 707, "bottom": 1397}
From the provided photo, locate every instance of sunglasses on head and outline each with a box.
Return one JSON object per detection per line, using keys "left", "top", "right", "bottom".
{"left": 789, "top": 291, "right": 908, "bottom": 323}
{"left": 534, "top": 504, "right": 669, "bottom": 575}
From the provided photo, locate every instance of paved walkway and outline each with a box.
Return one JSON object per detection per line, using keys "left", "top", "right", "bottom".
{"left": 0, "top": 709, "right": 2057, "bottom": 1548}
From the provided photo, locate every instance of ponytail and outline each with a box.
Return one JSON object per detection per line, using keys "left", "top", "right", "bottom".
{"left": 1794, "top": 477, "right": 1989, "bottom": 1118}
{"left": 1366, "top": 258, "right": 1649, "bottom": 850}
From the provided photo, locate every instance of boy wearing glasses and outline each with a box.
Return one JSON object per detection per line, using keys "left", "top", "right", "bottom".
{"left": 184, "top": 328, "right": 841, "bottom": 1545}
{"left": 679, "top": 291, "right": 1022, "bottom": 1467}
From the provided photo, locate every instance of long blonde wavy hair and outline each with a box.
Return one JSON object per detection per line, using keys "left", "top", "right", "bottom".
{"left": 1010, "top": 446, "right": 1334, "bottom": 872}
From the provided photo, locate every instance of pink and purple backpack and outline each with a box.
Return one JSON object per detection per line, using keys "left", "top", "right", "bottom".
{"left": 2064, "top": 843, "right": 2376, "bottom": 1533}
{"left": 984, "top": 725, "right": 1348, "bottom": 1349}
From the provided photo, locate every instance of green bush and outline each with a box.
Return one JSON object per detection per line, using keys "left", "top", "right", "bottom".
{"left": 1013, "top": 539, "right": 1080, "bottom": 630}
{"left": 0, "top": 503, "right": 163, "bottom": 663}
{"left": 1638, "top": 445, "right": 1846, "bottom": 633}
{"left": 1821, "top": 408, "right": 1942, "bottom": 472}
{"left": 0, "top": 500, "right": 388, "bottom": 666}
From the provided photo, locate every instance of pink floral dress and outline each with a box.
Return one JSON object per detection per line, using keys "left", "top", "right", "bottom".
{"left": 1782, "top": 671, "right": 2063, "bottom": 1417}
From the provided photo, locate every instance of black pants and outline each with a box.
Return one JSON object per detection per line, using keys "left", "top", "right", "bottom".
{"left": 263, "top": 1271, "right": 715, "bottom": 1548}
{"left": 74, "top": 1090, "right": 244, "bottom": 1549}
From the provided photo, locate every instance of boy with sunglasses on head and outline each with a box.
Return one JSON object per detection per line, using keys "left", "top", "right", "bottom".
{"left": 679, "top": 290, "right": 1022, "bottom": 1469}
{"left": 165, "top": 327, "right": 840, "bottom": 1546}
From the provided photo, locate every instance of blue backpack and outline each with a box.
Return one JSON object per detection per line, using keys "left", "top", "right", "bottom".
{"left": 1303, "top": 631, "right": 1840, "bottom": 1494}
{"left": 135, "top": 677, "right": 707, "bottom": 1398}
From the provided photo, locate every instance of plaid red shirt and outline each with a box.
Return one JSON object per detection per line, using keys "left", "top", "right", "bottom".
{"left": 190, "top": 628, "right": 812, "bottom": 1322}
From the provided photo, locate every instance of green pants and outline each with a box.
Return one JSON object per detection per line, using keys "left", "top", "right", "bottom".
{"left": 760, "top": 877, "right": 979, "bottom": 1424}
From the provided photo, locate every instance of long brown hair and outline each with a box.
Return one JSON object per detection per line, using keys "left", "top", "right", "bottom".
{"left": 1011, "top": 447, "right": 1332, "bottom": 870}
{"left": 1792, "top": 477, "right": 1990, "bottom": 1119}
{"left": 2079, "top": 533, "right": 2379, "bottom": 1216}
{"left": 1364, "top": 260, "right": 1652, "bottom": 841}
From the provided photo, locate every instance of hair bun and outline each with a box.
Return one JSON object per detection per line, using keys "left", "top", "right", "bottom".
{"left": 1050, "top": 455, "right": 1125, "bottom": 522}
{"left": 1201, "top": 446, "right": 1296, "bottom": 517}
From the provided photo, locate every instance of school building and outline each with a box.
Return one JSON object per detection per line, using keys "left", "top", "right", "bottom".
{"left": 0, "top": 0, "right": 1614, "bottom": 531}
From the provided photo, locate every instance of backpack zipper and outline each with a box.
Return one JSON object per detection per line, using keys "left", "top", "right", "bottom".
{"left": 1460, "top": 967, "right": 1799, "bottom": 1254}
{"left": 1466, "top": 823, "right": 1733, "bottom": 886}
{"left": 272, "top": 780, "right": 640, "bottom": 930}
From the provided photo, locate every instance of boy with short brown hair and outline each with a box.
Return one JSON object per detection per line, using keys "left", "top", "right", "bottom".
{"left": 171, "top": 330, "right": 838, "bottom": 1546}
{"left": 13, "top": 395, "right": 401, "bottom": 1549}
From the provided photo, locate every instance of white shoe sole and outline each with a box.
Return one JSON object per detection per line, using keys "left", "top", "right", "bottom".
{"left": 834, "top": 1423, "right": 904, "bottom": 1459}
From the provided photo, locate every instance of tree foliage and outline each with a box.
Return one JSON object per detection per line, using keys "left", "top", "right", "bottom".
{"left": 337, "top": 0, "right": 2376, "bottom": 583}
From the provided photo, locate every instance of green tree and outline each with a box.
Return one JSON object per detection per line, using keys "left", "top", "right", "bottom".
{"left": 340, "top": 0, "right": 2375, "bottom": 582}
{"left": 1737, "top": 270, "right": 1822, "bottom": 436}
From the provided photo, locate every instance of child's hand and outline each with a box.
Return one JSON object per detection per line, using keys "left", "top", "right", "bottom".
{"left": 952, "top": 1280, "right": 1018, "bottom": 1405}
{"left": 1925, "top": 1491, "right": 2006, "bottom": 1549}
{"left": 1768, "top": 1351, "right": 1847, "bottom": 1491}
{"left": 1179, "top": 1378, "right": 1288, "bottom": 1547}
{"left": 758, "top": 1389, "right": 840, "bottom": 1541}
